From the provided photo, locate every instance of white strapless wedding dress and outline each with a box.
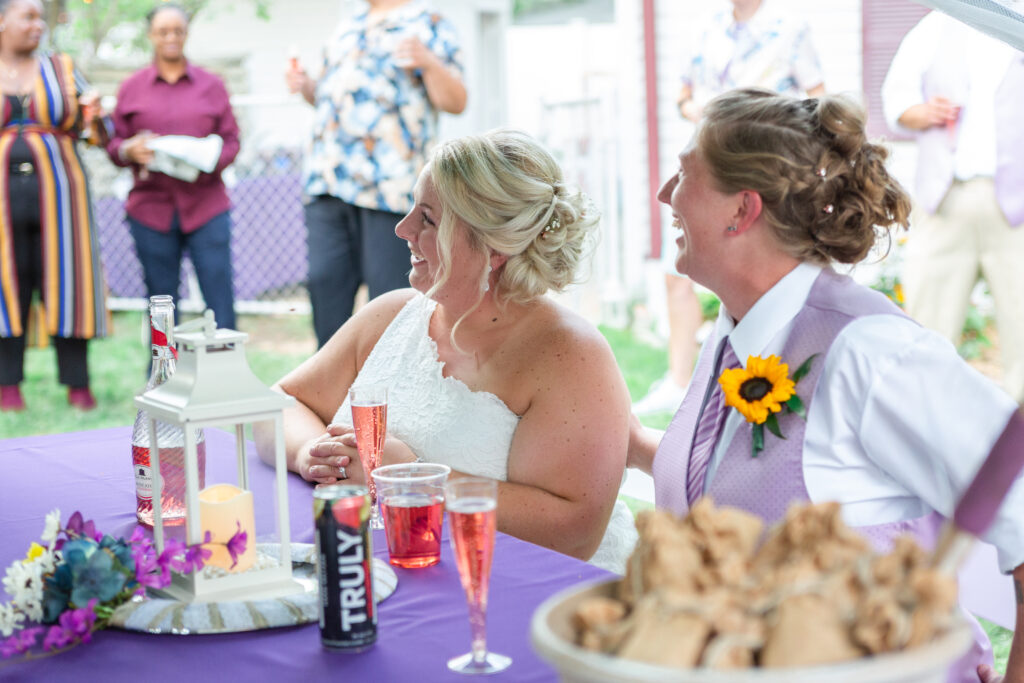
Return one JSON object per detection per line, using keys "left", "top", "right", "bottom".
{"left": 335, "top": 294, "right": 638, "bottom": 573}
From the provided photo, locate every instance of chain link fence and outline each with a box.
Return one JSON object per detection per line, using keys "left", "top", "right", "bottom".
{"left": 85, "top": 97, "right": 311, "bottom": 316}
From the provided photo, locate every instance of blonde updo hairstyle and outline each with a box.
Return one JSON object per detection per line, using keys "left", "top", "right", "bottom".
{"left": 697, "top": 88, "right": 912, "bottom": 264}
{"left": 427, "top": 129, "right": 599, "bottom": 309}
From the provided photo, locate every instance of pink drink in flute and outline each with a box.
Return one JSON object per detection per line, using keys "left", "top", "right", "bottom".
{"left": 350, "top": 384, "right": 387, "bottom": 529}
{"left": 445, "top": 477, "right": 512, "bottom": 674}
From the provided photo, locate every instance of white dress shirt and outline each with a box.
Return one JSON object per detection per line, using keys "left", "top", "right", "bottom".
{"left": 703, "top": 263, "right": 1024, "bottom": 572}
{"left": 881, "top": 12, "right": 1014, "bottom": 181}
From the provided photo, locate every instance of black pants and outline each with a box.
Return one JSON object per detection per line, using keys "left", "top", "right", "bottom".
{"left": 0, "top": 172, "right": 89, "bottom": 387}
{"left": 305, "top": 195, "right": 410, "bottom": 348}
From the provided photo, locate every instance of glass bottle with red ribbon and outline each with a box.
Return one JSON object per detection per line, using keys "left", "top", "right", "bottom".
{"left": 131, "top": 295, "right": 206, "bottom": 526}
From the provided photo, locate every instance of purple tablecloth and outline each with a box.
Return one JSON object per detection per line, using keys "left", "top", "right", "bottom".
{"left": 0, "top": 427, "right": 611, "bottom": 681}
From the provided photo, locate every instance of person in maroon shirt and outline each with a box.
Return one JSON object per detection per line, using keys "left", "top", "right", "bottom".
{"left": 106, "top": 3, "right": 240, "bottom": 330}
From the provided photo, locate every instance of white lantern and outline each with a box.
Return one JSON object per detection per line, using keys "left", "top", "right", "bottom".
{"left": 134, "top": 311, "right": 302, "bottom": 602}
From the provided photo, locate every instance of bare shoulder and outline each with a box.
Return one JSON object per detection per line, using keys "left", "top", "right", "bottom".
{"left": 347, "top": 289, "right": 419, "bottom": 345}
{"left": 510, "top": 299, "right": 620, "bottom": 381}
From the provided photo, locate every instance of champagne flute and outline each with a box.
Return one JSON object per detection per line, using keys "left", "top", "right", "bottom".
{"left": 350, "top": 384, "right": 387, "bottom": 530}
{"left": 444, "top": 477, "right": 511, "bottom": 674}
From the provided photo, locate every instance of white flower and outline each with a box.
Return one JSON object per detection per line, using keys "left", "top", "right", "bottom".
{"left": 19, "top": 596, "right": 42, "bottom": 622}
{"left": 2, "top": 560, "right": 25, "bottom": 600}
{"left": 0, "top": 602, "right": 25, "bottom": 637}
{"left": 27, "top": 546, "right": 58, "bottom": 576}
{"left": 2, "top": 561, "right": 43, "bottom": 608}
{"left": 41, "top": 508, "right": 61, "bottom": 544}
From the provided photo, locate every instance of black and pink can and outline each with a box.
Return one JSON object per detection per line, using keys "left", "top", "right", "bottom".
{"left": 314, "top": 485, "right": 377, "bottom": 651}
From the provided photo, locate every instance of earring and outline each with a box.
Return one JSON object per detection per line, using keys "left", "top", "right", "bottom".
{"left": 481, "top": 263, "right": 492, "bottom": 293}
{"left": 727, "top": 225, "right": 738, "bottom": 232}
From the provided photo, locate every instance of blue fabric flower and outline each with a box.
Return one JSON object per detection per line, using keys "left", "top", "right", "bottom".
{"left": 42, "top": 564, "right": 73, "bottom": 623}
{"left": 99, "top": 534, "right": 135, "bottom": 573}
{"left": 69, "top": 548, "right": 127, "bottom": 606}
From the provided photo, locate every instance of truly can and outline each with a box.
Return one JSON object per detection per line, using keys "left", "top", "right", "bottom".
{"left": 314, "top": 485, "right": 377, "bottom": 651}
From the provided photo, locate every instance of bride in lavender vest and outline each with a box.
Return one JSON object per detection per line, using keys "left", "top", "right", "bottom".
{"left": 256, "top": 130, "right": 637, "bottom": 573}
{"left": 628, "top": 88, "right": 1024, "bottom": 683}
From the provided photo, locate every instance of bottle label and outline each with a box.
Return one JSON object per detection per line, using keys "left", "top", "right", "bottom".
{"left": 135, "top": 465, "right": 153, "bottom": 501}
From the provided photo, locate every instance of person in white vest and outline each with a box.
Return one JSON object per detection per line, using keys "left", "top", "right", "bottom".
{"left": 882, "top": 11, "right": 1024, "bottom": 404}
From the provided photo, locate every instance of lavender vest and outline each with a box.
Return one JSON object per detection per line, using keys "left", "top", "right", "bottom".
{"left": 653, "top": 269, "right": 992, "bottom": 681}
{"left": 916, "top": 24, "right": 1024, "bottom": 227}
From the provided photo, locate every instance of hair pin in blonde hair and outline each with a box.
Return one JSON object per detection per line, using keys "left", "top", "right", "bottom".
{"left": 817, "top": 168, "right": 827, "bottom": 179}
{"left": 822, "top": 204, "right": 835, "bottom": 214}
{"left": 540, "top": 218, "right": 561, "bottom": 239}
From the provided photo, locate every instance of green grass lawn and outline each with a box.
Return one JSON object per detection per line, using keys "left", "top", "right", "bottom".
{"left": 1, "top": 311, "right": 1013, "bottom": 672}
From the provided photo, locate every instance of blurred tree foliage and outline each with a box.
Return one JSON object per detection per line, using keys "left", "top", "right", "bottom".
{"left": 48, "top": 0, "right": 269, "bottom": 63}
{"left": 513, "top": 0, "right": 586, "bottom": 16}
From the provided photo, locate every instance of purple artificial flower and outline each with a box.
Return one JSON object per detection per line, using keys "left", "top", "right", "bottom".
{"left": 65, "top": 511, "right": 98, "bottom": 542}
{"left": 41, "top": 624, "right": 72, "bottom": 652}
{"left": 226, "top": 522, "right": 248, "bottom": 570}
{"left": 56, "top": 600, "right": 98, "bottom": 645}
{"left": 0, "top": 627, "right": 43, "bottom": 658}
{"left": 131, "top": 535, "right": 167, "bottom": 592}
{"left": 158, "top": 538, "right": 189, "bottom": 574}
{"left": 183, "top": 532, "right": 213, "bottom": 573}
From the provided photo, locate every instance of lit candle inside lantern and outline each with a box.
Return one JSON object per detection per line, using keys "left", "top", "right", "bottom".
{"left": 199, "top": 484, "right": 256, "bottom": 572}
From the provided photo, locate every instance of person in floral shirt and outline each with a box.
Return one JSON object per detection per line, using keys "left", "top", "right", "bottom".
{"left": 287, "top": 0, "right": 465, "bottom": 347}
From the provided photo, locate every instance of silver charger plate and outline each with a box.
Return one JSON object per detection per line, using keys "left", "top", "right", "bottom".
{"left": 108, "top": 542, "right": 397, "bottom": 635}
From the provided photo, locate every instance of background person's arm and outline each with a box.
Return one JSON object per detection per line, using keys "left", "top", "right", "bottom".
{"left": 394, "top": 36, "right": 466, "bottom": 114}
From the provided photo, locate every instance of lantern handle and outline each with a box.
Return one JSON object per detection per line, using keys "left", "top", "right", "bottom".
{"left": 174, "top": 309, "right": 218, "bottom": 338}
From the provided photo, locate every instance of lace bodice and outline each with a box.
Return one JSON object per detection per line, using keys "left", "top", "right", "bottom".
{"left": 334, "top": 294, "right": 637, "bottom": 573}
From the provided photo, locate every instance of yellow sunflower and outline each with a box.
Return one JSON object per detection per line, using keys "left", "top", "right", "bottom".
{"left": 718, "top": 355, "right": 796, "bottom": 424}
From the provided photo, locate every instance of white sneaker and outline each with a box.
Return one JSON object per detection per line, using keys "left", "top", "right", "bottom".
{"left": 632, "top": 376, "right": 688, "bottom": 416}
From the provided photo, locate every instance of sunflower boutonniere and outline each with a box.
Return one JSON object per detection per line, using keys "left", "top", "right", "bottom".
{"left": 718, "top": 354, "right": 817, "bottom": 458}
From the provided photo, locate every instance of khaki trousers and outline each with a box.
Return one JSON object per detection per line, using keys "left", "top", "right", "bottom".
{"left": 904, "top": 178, "right": 1024, "bottom": 403}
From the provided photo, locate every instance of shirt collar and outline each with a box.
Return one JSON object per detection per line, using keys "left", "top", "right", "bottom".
{"left": 714, "top": 261, "right": 821, "bottom": 366}
{"left": 149, "top": 60, "right": 194, "bottom": 84}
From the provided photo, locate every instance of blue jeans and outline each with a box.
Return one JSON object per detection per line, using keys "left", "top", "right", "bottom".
{"left": 305, "top": 196, "right": 409, "bottom": 348}
{"left": 129, "top": 211, "right": 236, "bottom": 330}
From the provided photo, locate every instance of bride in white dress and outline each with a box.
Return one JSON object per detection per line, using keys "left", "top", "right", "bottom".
{"left": 257, "top": 130, "right": 637, "bottom": 573}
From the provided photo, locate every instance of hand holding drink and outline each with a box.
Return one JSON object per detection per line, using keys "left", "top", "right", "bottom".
{"left": 350, "top": 384, "right": 388, "bottom": 530}
{"left": 79, "top": 90, "right": 100, "bottom": 131}
{"left": 445, "top": 477, "right": 511, "bottom": 674}
{"left": 285, "top": 44, "right": 307, "bottom": 94}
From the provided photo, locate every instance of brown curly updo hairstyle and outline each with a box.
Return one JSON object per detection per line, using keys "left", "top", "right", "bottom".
{"left": 697, "top": 88, "right": 912, "bottom": 264}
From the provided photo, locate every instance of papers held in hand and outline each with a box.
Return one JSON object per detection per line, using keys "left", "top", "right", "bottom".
{"left": 145, "top": 134, "right": 224, "bottom": 182}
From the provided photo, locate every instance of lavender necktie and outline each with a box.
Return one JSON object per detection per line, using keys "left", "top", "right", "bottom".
{"left": 686, "top": 337, "right": 740, "bottom": 506}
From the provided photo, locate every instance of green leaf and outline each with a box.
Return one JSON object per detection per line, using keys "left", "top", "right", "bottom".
{"left": 765, "top": 412, "right": 784, "bottom": 439}
{"left": 792, "top": 353, "right": 818, "bottom": 382}
{"left": 786, "top": 394, "right": 807, "bottom": 419}
{"left": 751, "top": 423, "right": 764, "bottom": 457}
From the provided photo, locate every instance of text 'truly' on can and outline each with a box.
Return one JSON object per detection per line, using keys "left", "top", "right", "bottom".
{"left": 314, "top": 484, "right": 377, "bottom": 651}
